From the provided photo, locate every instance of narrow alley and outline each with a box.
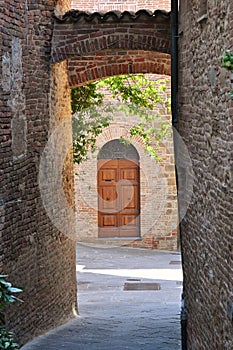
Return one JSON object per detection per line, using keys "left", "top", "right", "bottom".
{"left": 22, "top": 243, "right": 182, "bottom": 350}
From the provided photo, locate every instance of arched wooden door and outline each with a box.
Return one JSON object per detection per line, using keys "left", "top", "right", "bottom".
{"left": 97, "top": 140, "right": 140, "bottom": 239}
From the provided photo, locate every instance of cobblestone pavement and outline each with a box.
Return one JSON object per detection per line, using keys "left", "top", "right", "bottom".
{"left": 22, "top": 243, "right": 182, "bottom": 350}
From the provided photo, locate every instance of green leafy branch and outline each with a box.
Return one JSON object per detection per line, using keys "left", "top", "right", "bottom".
{"left": 221, "top": 50, "right": 233, "bottom": 71}
{"left": 99, "top": 75, "right": 171, "bottom": 160}
{"left": 71, "top": 75, "right": 171, "bottom": 164}
{"left": 72, "top": 84, "right": 112, "bottom": 164}
{"left": 0, "top": 275, "right": 23, "bottom": 350}
{"left": 0, "top": 329, "right": 20, "bottom": 350}
{"left": 221, "top": 50, "right": 233, "bottom": 99}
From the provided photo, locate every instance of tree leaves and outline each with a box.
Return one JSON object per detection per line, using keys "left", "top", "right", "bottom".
{"left": 71, "top": 83, "right": 104, "bottom": 113}
{"left": 0, "top": 328, "right": 19, "bottom": 349}
{"left": 0, "top": 275, "right": 22, "bottom": 349}
{"left": 71, "top": 74, "right": 171, "bottom": 163}
{"left": 221, "top": 50, "right": 233, "bottom": 71}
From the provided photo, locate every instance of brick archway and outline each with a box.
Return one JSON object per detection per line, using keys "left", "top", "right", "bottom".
{"left": 51, "top": 10, "right": 171, "bottom": 64}
{"left": 68, "top": 50, "right": 170, "bottom": 87}
{"left": 51, "top": 9, "right": 171, "bottom": 86}
{"left": 51, "top": 9, "right": 174, "bottom": 250}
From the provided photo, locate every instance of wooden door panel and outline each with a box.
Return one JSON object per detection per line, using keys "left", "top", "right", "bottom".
{"left": 121, "top": 169, "right": 137, "bottom": 181}
{"left": 120, "top": 168, "right": 138, "bottom": 182}
{"left": 98, "top": 158, "right": 140, "bottom": 238}
{"left": 119, "top": 226, "right": 140, "bottom": 237}
{"left": 120, "top": 185, "right": 138, "bottom": 210}
{"left": 101, "top": 215, "right": 117, "bottom": 227}
{"left": 99, "top": 187, "right": 117, "bottom": 211}
{"left": 120, "top": 214, "right": 139, "bottom": 227}
{"left": 100, "top": 169, "right": 117, "bottom": 182}
{"left": 98, "top": 228, "right": 118, "bottom": 238}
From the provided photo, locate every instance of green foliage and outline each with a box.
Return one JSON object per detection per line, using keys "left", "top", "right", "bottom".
{"left": 129, "top": 119, "right": 171, "bottom": 161}
{"left": 72, "top": 110, "right": 110, "bottom": 164}
{"left": 98, "top": 74, "right": 167, "bottom": 110}
{"left": 221, "top": 50, "right": 233, "bottom": 71}
{"left": 0, "top": 275, "right": 23, "bottom": 326}
{"left": 221, "top": 50, "right": 233, "bottom": 99}
{"left": 71, "top": 74, "right": 171, "bottom": 163}
{"left": 72, "top": 83, "right": 111, "bottom": 164}
{"left": 100, "top": 74, "right": 171, "bottom": 160}
{"left": 71, "top": 83, "right": 104, "bottom": 113}
{"left": 0, "top": 329, "right": 19, "bottom": 350}
{"left": 0, "top": 275, "right": 23, "bottom": 349}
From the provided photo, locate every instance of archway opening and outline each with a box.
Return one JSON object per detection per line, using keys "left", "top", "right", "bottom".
{"left": 72, "top": 72, "right": 178, "bottom": 250}
{"left": 51, "top": 7, "right": 181, "bottom": 348}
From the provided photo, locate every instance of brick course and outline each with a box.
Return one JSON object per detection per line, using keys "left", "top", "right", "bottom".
{"left": 68, "top": 51, "right": 171, "bottom": 87}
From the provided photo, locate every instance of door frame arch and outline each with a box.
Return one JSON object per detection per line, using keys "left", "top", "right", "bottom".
{"left": 97, "top": 139, "right": 140, "bottom": 239}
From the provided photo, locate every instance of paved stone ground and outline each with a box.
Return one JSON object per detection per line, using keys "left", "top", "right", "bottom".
{"left": 22, "top": 243, "right": 182, "bottom": 350}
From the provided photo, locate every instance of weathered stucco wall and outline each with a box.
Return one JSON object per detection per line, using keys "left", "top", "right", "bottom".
{"left": 0, "top": 0, "right": 77, "bottom": 345}
{"left": 178, "top": 0, "right": 233, "bottom": 348}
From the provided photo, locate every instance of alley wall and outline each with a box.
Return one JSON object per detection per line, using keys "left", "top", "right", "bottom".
{"left": 0, "top": 0, "right": 77, "bottom": 344}
{"left": 178, "top": 0, "right": 233, "bottom": 348}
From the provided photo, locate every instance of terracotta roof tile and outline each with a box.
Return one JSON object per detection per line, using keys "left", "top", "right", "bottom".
{"left": 54, "top": 9, "right": 170, "bottom": 23}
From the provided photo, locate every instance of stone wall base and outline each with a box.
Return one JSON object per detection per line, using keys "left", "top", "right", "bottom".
{"left": 77, "top": 229, "right": 178, "bottom": 251}
{"left": 129, "top": 231, "right": 178, "bottom": 250}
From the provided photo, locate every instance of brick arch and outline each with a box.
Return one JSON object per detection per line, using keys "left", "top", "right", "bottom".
{"left": 51, "top": 10, "right": 171, "bottom": 63}
{"left": 68, "top": 50, "right": 171, "bottom": 87}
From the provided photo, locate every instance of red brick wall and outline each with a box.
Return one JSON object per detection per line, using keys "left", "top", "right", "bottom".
{"left": 1, "top": 0, "right": 77, "bottom": 345}
{"left": 51, "top": 10, "right": 171, "bottom": 63}
{"left": 71, "top": 0, "right": 170, "bottom": 12}
{"left": 178, "top": 0, "right": 233, "bottom": 348}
